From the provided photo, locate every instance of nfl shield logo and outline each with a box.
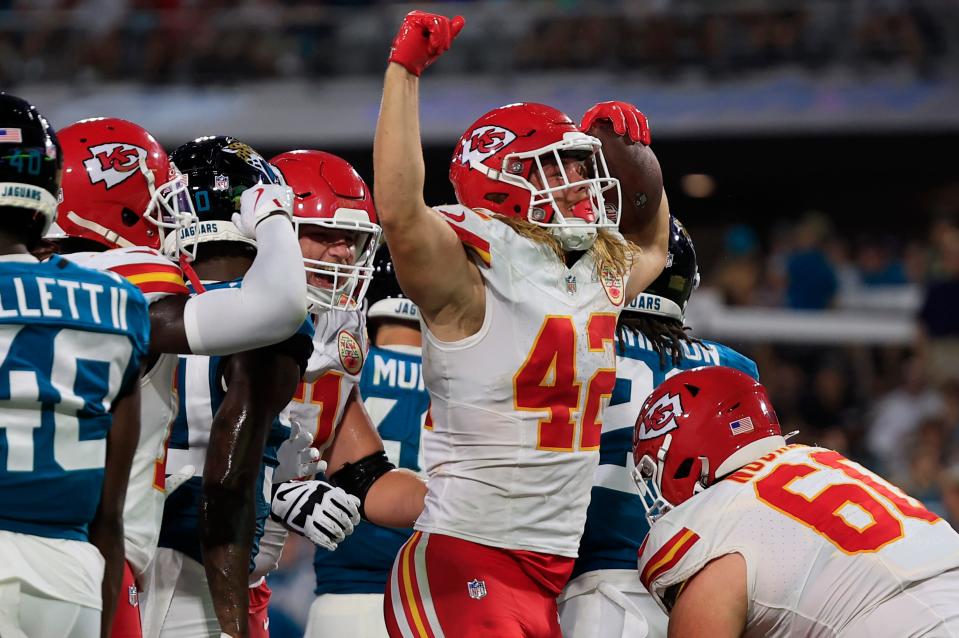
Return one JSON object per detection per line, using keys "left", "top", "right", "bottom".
{"left": 467, "top": 579, "right": 487, "bottom": 600}
{"left": 128, "top": 584, "right": 139, "bottom": 608}
{"left": 565, "top": 274, "right": 577, "bottom": 296}
{"left": 213, "top": 174, "right": 229, "bottom": 191}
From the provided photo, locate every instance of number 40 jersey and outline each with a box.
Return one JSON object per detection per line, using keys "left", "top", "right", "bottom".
{"left": 639, "top": 444, "right": 959, "bottom": 637}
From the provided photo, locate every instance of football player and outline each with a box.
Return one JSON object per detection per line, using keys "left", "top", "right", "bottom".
{"left": 53, "top": 117, "right": 311, "bottom": 638}
{"left": 304, "top": 245, "right": 430, "bottom": 638}
{"left": 0, "top": 94, "right": 149, "bottom": 638}
{"left": 634, "top": 367, "right": 959, "bottom": 637}
{"left": 374, "top": 12, "right": 669, "bottom": 637}
{"left": 252, "top": 153, "right": 428, "bottom": 612}
{"left": 136, "top": 136, "right": 343, "bottom": 638}
{"left": 558, "top": 216, "right": 758, "bottom": 638}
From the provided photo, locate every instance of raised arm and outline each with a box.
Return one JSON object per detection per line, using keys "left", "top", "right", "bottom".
{"left": 580, "top": 101, "right": 670, "bottom": 299}
{"left": 374, "top": 12, "right": 482, "bottom": 326}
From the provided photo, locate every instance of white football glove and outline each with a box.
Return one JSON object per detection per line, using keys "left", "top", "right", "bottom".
{"left": 270, "top": 480, "right": 361, "bottom": 551}
{"left": 164, "top": 465, "right": 195, "bottom": 498}
{"left": 249, "top": 518, "right": 288, "bottom": 583}
{"left": 232, "top": 183, "right": 294, "bottom": 239}
{"left": 273, "top": 420, "right": 323, "bottom": 484}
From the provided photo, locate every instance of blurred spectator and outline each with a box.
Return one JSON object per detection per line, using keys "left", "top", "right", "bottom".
{"left": 780, "top": 211, "right": 838, "bottom": 310}
{"left": 714, "top": 223, "right": 763, "bottom": 306}
{"left": 866, "top": 354, "right": 944, "bottom": 477}
{"left": 918, "top": 221, "right": 959, "bottom": 384}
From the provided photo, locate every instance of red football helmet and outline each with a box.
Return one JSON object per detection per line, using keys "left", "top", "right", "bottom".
{"left": 449, "top": 102, "right": 621, "bottom": 251}
{"left": 270, "top": 150, "right": 382, "bottom": 311}
{"left": 56, "top": 117, "right": 196, "bottom": 250}
{"left": 632, "top": 367, "right": 785, "bottom": 524}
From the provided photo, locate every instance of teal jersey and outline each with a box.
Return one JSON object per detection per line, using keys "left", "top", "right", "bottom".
{"left": 158, "top": 278, "right": 313, "bottom": 570}
{"left": 0, "top": 255, "right": 149, "bottom": 541}
{"left": 572, "top": 330, "right": 758, "bottom": 578}
{"left": 313, "top": 345, "right": 429, "bottom": 595}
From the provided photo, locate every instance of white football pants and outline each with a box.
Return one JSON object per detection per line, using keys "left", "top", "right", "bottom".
{"left": 139, "top": 547, "right": 220, "bottom": 638}
{"left": 305, "top": 592, "right": 390, "bottom": 638}
{"left": 0, "top": 581, "right": 99, "bottom": 638}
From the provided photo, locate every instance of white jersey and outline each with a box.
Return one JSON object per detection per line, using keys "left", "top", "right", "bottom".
{"left": 417, "top": 206, "right": 626, "bottom": 557}
{"left": 250, "top": 309, "right": 367, "bottom": 582}
{"left": 286, "top": 308, "right": 367, "bottom": 453}
{"left": 64, "top": 247, "right": 188, "bottom": 576}
{"left": 638, "top": 444, "right": 959, "bottom": 637}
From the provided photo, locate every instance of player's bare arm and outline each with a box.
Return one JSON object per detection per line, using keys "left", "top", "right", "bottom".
{"left": 581, "top": 101, "right": 670, "bottom": 300}
{"left": 625, "top": 191, "right": 670, "bottom": 300}
{"left": 89, "top": 377, "right": 142, "bottom": 638}
{"left": 667, "top": 552, "right": 748, "bottom": 638}
{"left": 200, "top": 345, "right": 302, "bottom": 638}
{"left": 374, "top": 13, "right": 485, "bottom": 340}
{"left": 325, "top": 387, "right": 427, "bottom": 528}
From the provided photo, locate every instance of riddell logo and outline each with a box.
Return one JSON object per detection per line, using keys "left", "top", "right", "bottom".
{"left": 459, "top": 126, "right": 516, "bottom": 166}
{"left": 84, "top": 143, "right": 147, "bottom": 189}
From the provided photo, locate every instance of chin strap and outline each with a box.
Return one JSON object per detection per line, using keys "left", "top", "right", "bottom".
{"left": 179, "top": 253, "right": 206, "bottom": 294}
{"left": 64, "top": 211, "right": 136, "bottom": 248}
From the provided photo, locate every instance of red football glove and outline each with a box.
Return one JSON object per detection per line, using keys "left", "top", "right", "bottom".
{"left": 388, "top": 11, "right": 466, "bottom": 77}
{"left": 580, "top": 101, "right": 652, "bottom": 146}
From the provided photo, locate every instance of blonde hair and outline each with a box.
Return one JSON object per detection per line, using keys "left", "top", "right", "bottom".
{"left": 493, "top": 214, "right": 637, "bottom": 277}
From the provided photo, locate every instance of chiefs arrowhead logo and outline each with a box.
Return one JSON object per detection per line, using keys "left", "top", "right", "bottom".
{"left": 638, "top": 392, "right": 683, "bottom": 441}
{"left": 83, "top": 143, "right": 147, "bottom": 189}
{"left": 459, "top": 126, "right": 516, "bottom": 166}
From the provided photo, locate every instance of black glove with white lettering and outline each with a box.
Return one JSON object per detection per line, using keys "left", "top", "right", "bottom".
{"left": 270, "top": 480, "right": 361, "bottom": 551}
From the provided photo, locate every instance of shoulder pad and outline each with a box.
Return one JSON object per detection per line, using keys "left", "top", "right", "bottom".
{"left": 432, "top": 204, "right": 493, "bottom": 267}
{"left": 66, "top": 247, "right": 187, "bottom": 302}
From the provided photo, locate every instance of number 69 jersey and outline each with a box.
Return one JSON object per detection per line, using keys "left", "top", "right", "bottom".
{"left": 417, "top": 206, "right": 626, "bottom": 558}
{"left": 638, "top": 444, "right": 959, "bottom": 637}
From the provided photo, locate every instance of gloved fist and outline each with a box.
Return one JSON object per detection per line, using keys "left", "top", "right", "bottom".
{"left": 388, "top": 10, "right": 466, "bottom": 77}
{"left": 233, "top": 183, "right": 294, "bottom": 239}
{"left": 580, "top": 101, "right": 651, "bottom": 146}
{"left": 270, "top": 480, "right": 361, "bottom": 551}
{"left": 273, "top": 420, "right": 323, "bottom": 484}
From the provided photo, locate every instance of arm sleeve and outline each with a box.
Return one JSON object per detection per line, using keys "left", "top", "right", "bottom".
{"left": 182, "top": 215, "right": 308, "bottom": 355}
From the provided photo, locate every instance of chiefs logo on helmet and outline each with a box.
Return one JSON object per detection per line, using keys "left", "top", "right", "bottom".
{"left": 459, "top": 125, "right": 516, "bottom": 166}
{"left": 83, "top": 143, "right": 147, "bottom": 189}
{"left": 637, "top": 392, "right": 683, "bottom": 441}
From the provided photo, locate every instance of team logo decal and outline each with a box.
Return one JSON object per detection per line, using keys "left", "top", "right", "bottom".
{"left": 128, "top": 584, "right": 139, "bottom": 608}
{"left": 565, "top": 274, "right": 577, "bottom": 296}
{"left": 83, "top": 143, "right": 147, "bottom": 189}
{"left": 638, "top": 392, "right": 683, "bottom": 440}
{"left": 222, "top": 141, "right": 278, "bottom": 181}
{"left": 467, "top": 579, "right": 487, "bottom": 600}
{"left": 337, "top": 330, "right": 363, "bottom": 375}
{"left": 599, "top": 264, "right": 624, "bottom": 306}
{"left": 459, "top": 125, "right": 516, "bottom": 166}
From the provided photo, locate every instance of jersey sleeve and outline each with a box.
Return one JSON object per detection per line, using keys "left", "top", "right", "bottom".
{"left": 66, "top": 247, "right": 188, "bottom": 303}
{"left": 716, "top": 344, "right": 760, "bottom": 382}
{"left": 638, "top": 520, "right": 705, "bottom": 610}
{"left": 432, "top": 204, "right": 494, "bottom": 267}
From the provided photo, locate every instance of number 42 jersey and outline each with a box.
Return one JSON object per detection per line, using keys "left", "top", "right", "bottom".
{"left": 418, "top": 205, "right": 626, "bottom": 558}
{"left": 638, "top": 444, "right": 959, "bottom": 637}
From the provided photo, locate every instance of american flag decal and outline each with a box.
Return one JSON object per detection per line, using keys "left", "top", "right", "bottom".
{"left": 729, "top": 416, "right": 754, "bottom": 435}
{"left": 0, "top": 128, "right": 23, "bottom": 143}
